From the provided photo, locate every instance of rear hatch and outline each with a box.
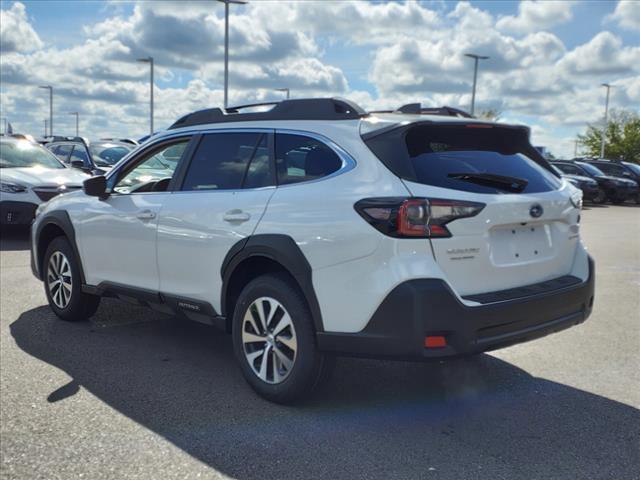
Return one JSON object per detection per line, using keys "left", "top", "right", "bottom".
{"left": 364, "top": 121, "right": 580, "bottom": 297}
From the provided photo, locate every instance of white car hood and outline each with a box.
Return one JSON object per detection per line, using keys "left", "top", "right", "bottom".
{"left": 1, "top": 166, "right": 88, "bottom": 187}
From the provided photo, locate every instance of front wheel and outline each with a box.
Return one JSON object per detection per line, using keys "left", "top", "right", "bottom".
{"left": 43, "top": 236, "right": 100, "bottom": 321}
{"left": 232, "top": 273, "right": 333, "bottom": 403}
{"left": 592, "top": 187, "right": 607, "bottom": 204}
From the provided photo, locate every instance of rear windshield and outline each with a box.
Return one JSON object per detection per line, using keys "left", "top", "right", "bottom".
{"left": 364, "top": 124, "right": 561, "bottom": 194}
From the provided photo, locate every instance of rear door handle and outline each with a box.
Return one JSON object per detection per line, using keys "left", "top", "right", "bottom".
{"left": 136, "top": 210, "right": 156, "bottom": 220}
{"left": 223, "top": 210, "right": 251, "bottom": 223}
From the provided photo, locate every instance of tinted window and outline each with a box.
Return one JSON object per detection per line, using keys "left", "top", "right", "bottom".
{"left": 594, "top": 163, "right": 625, "bottom": 176}
{"left": 366, "top": 125, "right": 561, "bottom": 194}
{"left": 54, "top": 144, "right": 72, "bottom": 163}
{"left": 576, "top": 162, "right": 605, "bottom": 176}
{"left": 70, "top": 145, "right": 90, "bottom": 165}
{"left": 182, "top": 133, "right": 266, "bottom": 191}
{"left": 555, "top": 163, "right": 583, "bottom": 175}
{"left": 275, "top": 134, "right": 342, "bottom": 185}
{"left": 89, "top": 143, "right": 132, "bottom": 167}
{"left": 114, "top": 140, "right": 188, "bottom": 194}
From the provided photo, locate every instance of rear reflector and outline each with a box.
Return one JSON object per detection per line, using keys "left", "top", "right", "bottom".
{"left": 425, "top": 336, "right": 447, "bottom": 348}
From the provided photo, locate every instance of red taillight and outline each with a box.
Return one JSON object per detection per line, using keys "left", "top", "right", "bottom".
{"left": 425, "top": 336, "right": 447, "bottom": 348}
{"left": 355, "top": 197, "right": 485, "bottom": 238}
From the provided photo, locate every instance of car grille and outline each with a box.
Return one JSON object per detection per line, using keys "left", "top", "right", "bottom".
{"left": 33, "top": 186, "right": 81, "bottom": 202}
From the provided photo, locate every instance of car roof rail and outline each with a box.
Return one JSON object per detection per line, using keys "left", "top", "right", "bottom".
{"left": 169, "top": 97, "right": 367, "bottom": 129}
{"left": 394, "top": 103, "right": 475, "bottom": 118}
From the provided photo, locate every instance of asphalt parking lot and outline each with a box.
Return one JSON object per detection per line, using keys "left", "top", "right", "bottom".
{"left": 1, "top": 205, "right": 638, "bottom": 480}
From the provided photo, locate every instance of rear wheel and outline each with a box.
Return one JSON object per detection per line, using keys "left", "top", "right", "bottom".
{"left": 232, "top": 273, "right": 333, "bottom": 403}
{"left": 44, "top": 237, "right": 100, "bottom": 321}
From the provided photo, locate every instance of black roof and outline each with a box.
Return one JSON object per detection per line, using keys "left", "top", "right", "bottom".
{"left": 169, "top": 97, "right": 367, "bottom": 130}
{"left": 168, "top": 97, "right": 478, "bottom": 130}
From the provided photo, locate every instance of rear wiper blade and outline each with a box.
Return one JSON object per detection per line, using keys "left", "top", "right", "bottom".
{"left": 447, "top": 172, "right": 528, "bottom": 193}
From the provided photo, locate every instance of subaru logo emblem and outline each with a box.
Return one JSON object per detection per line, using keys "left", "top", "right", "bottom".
{"left": 529, "top": 204, "right": 543, "bottom": 218}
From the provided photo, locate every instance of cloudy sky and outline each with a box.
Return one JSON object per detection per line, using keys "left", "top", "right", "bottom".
{"left": 0, "top": 0, "right": 638, "bottom": 157}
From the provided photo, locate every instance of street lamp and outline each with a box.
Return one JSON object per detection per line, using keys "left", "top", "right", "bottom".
{"left": 217, "top": 0, "right": 248, "bottom": 109}
{"left": 600, "top": 83, "right": 612, "bottom": 159}
{"left": 44, "top": 119, "right": 48, "bottom": 137}
{"left": 68, "top": 112, "right": 79, "bottom": 137}
{"left": 137, "top": 57, "right": 154, "bottom": 135}
{"left": 464, "top": 53, "right": 489, "bottom": 116}
{"left": 39, "top": 85, "right": 53, "bottom": 136}
{"left": 275, "top": 88, "right": 290, "bottom": 100}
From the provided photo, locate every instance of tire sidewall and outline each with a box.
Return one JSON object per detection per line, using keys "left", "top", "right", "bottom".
{"left": 231, "top": 274, "right": 320, "bottom": 403}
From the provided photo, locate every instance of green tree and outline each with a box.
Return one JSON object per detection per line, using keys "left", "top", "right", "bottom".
{"left": 577, "top": 109, "right": 640, "bottom": 162}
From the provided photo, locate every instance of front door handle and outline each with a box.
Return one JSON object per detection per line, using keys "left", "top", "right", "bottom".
{"left": 136, "top": 210, "right": 156, "bottom": 220}
{"left": 223, "top": 210, "right": 251, "bottom": 223}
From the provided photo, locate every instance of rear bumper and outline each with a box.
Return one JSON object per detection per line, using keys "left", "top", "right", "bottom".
{"left": 317, "top": 256, "right": 595, "bottom": 360}
{"left": 0, "top": 201, "right": 37, "bottom": 225}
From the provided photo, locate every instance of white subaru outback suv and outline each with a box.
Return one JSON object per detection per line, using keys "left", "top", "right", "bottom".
{"left": 31, "top": 98, "right": 595, "bottom": 403}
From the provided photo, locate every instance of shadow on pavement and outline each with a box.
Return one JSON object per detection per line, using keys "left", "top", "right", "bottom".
{"left": 11, "top": 305, "right": 640, "bottom": 480}
{"left": 0, "top": 227, "right": 30, "bottom": 251}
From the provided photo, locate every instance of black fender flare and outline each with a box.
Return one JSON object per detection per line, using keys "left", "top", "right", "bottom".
{"left": 34, "top": 210, "right": 86, "bottom": 284}
{"left": 221, "top": 234, "right": 324, "bottom": 332}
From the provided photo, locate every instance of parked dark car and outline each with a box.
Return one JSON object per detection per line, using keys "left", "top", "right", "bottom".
{"left": 584, "top": 159, "right": 640, "bottom": 204}
{"left": 552, "top": 160, "right": 639, "bottom": 204}
{"left": 46, "top": 137, "right": 134, "bottom": 174}
{"left": 550, "top": 164, "right": 601, "bottom": 203}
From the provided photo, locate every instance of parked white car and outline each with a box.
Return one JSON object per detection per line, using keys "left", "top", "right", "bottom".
{"left": 30, "top": 98, "right": 595, "bottom": 403}
{"left": 1, "top": 137, "right": 88, "bottom": 225}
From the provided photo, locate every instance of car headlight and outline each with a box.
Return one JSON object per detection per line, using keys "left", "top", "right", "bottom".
{"left": 0, "top": 182, "right": 28, "bottom": 193}
{"left": 570, "top": 189, "right": 583, "bottom": 209}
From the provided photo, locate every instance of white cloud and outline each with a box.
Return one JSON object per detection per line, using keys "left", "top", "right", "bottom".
{"left": 0, "top": 2, "right": 43, "bottom": 53}
{"left": 497, "top": 0, "right": 575, "bottom": 33}
{"left": 606, "top": 0, "right": 640, "bottom": 31}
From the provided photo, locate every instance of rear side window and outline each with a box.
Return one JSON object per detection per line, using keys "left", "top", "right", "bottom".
{"left": 70, "top": 145, "right": 90, "bottom": 165}
{"left": 275, "top": 134, "right": 342, "bottom": 185}
{"left": 182, "top": 133, "right": 269, "bottom": 191}
{"left": 365, "top": 124, "right": 561, "bottom": 194}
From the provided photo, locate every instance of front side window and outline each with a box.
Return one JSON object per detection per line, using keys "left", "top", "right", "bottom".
{"left": 275, "top": 134, "right": 342, "bottom": 185}
{"left": 577, "top": 162, "right": 605, "bottom": 176}
{"left": 113, "top": 140, "right": 189, "bottom": 194}
{"left": 53, "top": 144, "right": 72, "bottom": 163}
{"left": 181, "top": 132, "right": 269, "bottom": 191}
{"left": 594, "top": 163, "right": 625, "bottom": 176}
{"left": 70, "top": 145, "right": 90, "bottom": 166}
{"left": 0, "top": 140, "right": 65, "bottom": 169}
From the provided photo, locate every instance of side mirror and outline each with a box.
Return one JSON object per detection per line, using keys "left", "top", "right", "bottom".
{"left": 70, "top": 159, "right": 85, "bottom": 169}
{"left": 83, "top": 175, "right": 107, "bottom": 198}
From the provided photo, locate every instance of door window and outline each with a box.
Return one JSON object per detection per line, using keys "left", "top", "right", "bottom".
{"left": 113, "top": 140, "right": 189, "bottom": 194}
{"left": 70, "top": 145, "right": 90, "bottom": 166}
{"left": 53, "top": 144, "right": 72, "bottom": 163}
{"left": 275, "top": 134, "right": 342, "bottom": 185}
{"left": 181, "top": 132, "right": 268, "bottom": 191}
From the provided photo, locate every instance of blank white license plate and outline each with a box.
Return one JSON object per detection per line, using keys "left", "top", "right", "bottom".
{"left": 490, "top": 223, "right": 554, "bottom": 265}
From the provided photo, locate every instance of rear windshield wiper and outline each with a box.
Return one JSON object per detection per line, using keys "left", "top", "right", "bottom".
{"left": 447, "top": 172, "right": 528, "bottom": 193}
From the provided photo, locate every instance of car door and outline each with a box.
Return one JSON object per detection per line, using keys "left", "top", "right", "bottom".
{"left": 76, "top": 136, "right": 194, "bottom": 291}
{"left": 156, "top": 130, "right": 276, "bottom": 312}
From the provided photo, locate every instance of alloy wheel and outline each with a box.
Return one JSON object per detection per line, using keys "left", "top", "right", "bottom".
{"left": 47, "top": 251, "right": 73, "bottom": 309}
{"left": 242, "top": 297, "right": 297, "bottom": 384}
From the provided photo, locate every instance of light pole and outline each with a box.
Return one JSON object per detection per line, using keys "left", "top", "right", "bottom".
{"left": 44, "top": 119, "right": 48, "bottom": 137}
{"left": 464, "top": 53, "right": 489, "bottom": 116}
{"left": 217, "top": 0, "right": 248, "bottom": 109}
{"left": 275, "top": 88, "right": 290, "bottom": 100}
{"left": 600, "top": 83, "right": 612, "bottom": 159}
{"left": 137, "top": 57, "right": 154, "bottom": 135}
{"left": 39, "top": 85, "right": 53, "bottom": 136}
{"left": 69, "top": 112, "right": 79, "bottom": 136}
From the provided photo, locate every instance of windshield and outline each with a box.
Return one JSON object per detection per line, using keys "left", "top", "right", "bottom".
{"left": 89, "top": 143, "right": 133, "bottom": 167}
{"left": 0, "top": 140, "right": 65, "bottom": 169}
{"left": 624, "top": 163, "right": 640, "bottom": 175}
{"left": 577, "top": 162, "right": 605, "bottom": 176}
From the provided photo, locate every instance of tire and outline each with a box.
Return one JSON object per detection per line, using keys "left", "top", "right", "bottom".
{"left": 592, "top": 187, "right": 607, "bottom": 204}
{"left": 43, "top": 236, "right": 100, "bottom": 322}
{"left": 232, "top": 273, "right": 333, "bottom": 404}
